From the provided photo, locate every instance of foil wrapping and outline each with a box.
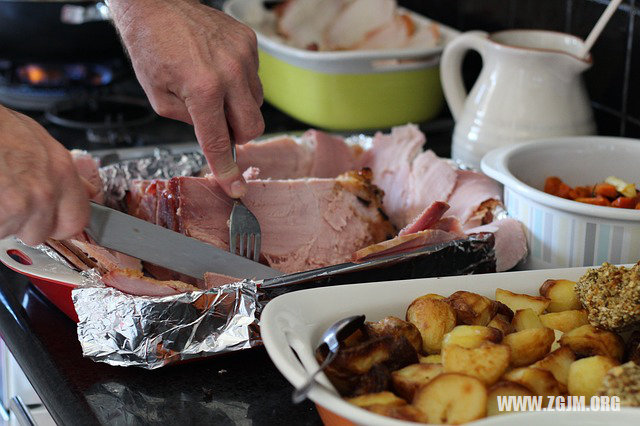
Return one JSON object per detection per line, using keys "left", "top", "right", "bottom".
{"left": 99, "top": 149, "right": 205, "bottom": 209}
{"left": 72, "top": 278, "right": 262, "bottom": 369}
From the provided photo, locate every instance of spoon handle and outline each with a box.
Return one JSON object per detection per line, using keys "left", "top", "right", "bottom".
{"left": 579, "top": 0, "right": 622, "bottom": 58}
{"left": 292, "top": 351, "right": 337, "bottom": 403}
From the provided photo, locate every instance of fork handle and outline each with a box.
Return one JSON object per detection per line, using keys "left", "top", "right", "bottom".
{"left": 291, "top": 351, "right": 337, "bottom": 403}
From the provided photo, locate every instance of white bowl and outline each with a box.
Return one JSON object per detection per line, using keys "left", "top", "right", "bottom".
{"left": 481, "top": 136, "right": 640, "bottom": 269}
{"left": 260, "top": 267, "right": 640, "bottom": 425}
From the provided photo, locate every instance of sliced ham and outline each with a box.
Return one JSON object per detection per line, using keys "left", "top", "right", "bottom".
{"left": 46, "top": 238, "right": 90, "bottom": 271}
{"left": 430, "top": 217, "right": 464, "bottom": 235}
{"left": 302, "top": 130, "right": 358, "bottom": 178}
{"left": 204, "top": 272, "right": 241, "bottom": 289}
{"left": 236, "top": 135, "right": 314, "bottom": 179}
{"left": 353, "top": 228, "right": 463, "bottom": 262}
{"left": 405, "top": 150, "right": 458, "bottom": 224}
{"left": 70, "top": 149, "right": 104, "bottom": 204}
{"left": 466, "top": 218, "right": 528, "bottom": 272}
{"left": 358, "top": 124, "right": 424, "bottom": 227}
{"left": 149, "top": 171, "right": 392, "bottom": 274}
{"left": 398, "top": 201, "right": 449, "bottom": 236}
{"left": 325, "top": 0, "right": 395, "bottom": 50}
{"left": 445, "top": 170, "right": 502, "bottom": 228}
{"left": 102, "top": 269, "right": 199, "bottom": 297}
{"left": 65, "top": 237, "right": 142, "bottom": 274}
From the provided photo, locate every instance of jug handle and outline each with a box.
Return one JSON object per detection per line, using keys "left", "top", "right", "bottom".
{"left": 440, "top": 31, "right": 489, "bottom": 120}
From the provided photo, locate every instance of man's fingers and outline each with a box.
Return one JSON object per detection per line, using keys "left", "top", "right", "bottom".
{"left": 50, "top": 179, "right": 90, "bottom": 240}
{"left": 148, "top": 90, "right": 193, "bottom": 125}
{"left": 247, "top": 70, "right": 264, "bottom": 106}
{"left": 224, "top": 81, "right": 265, "bottom": 145}
{"left": 16, "top": 206, "right": 56, "bottom": 246}
{"left": 187, "top": 96, "right": 246, "bottom": 198}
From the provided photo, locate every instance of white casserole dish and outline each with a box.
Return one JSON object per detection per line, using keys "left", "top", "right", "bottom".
{"left": 260, "top": 266, "right": 640, "bottom": 425}
{"left": 481, "top": 137, "right": 640, "bottom": 269}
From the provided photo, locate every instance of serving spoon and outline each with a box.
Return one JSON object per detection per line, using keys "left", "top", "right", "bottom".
{"left": 292, "top": 314, "right": 366, "bottom": 403}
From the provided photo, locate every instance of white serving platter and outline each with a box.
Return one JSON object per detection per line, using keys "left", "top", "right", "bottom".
{"left": 260, "top": 266, "right": 640, "bottom": 425}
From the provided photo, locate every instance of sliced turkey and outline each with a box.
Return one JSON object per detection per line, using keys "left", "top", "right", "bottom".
{"left": 277, "top": 0, "right": 349, "bottom": 50}
{"left": 325, "top": 0, "right": 396, "bottom": 50}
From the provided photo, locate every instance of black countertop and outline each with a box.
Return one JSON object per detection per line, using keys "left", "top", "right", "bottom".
{"left": 0, "top": 103, "right": 454, "bottom": 426}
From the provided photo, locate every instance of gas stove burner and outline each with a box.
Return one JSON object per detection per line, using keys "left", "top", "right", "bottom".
{"left": 0, "top": 59, "right": 127, "bottom": 111}
{"left": 45, "top": 96, "right": 155, "bottom": 129}
{"left": 16, "top": 63, "right": 114, "bottom": 88}
{"left": 45, "top": 96, "right": 156, "bottom": 146}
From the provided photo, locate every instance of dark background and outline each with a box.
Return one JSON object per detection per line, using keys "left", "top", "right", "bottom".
{"left": 398, "top": 0, "right": 640, "bottom": 138}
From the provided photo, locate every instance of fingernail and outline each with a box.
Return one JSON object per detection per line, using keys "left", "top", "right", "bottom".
{"left": 230, "top": 180, "right": 247, "bottom": 198}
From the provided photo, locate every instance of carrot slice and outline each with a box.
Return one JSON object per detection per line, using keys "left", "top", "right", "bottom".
{"left": 611, "top": 196, "right": 637, "bottom": 209}
{"left": 575, "top": 196, "right": 611, "bottom": 206}
{"left": 570, "top": 186, "right": 593, "bottom": 199}
{"left": 594, "top": 183, "right": 618, "bottom": 199}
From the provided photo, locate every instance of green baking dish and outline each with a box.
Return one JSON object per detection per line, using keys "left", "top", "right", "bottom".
{"left": 224, "top": 0, "right": 459, "bottom": 130}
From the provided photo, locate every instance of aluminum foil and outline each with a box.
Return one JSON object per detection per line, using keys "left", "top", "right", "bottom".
{"left": 72, "top": 277, "right": 262, "bottom": 369}
{"left": 99, "top": 148, "right": 205, "bottom": 209}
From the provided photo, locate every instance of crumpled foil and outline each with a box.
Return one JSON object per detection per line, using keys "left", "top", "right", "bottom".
{"left": 72, "top": 275, "right": 262, "bottom": 369}
{"left": 99, "top": 148, "right": 205, "bottom": 209}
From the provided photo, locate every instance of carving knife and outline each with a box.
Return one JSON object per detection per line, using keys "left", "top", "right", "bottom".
{"left": 85, "top": 203, "right": 282, "bottom": 280}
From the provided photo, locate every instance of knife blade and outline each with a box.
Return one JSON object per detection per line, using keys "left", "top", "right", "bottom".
{"left": 85, "top": 203, "right": 282, "bottom": 280}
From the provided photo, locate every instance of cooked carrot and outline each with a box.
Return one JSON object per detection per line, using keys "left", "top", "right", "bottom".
{"left": 611, "top": 196, "right": 637, "bottom": 209}
{"left": 544, "top": 176, "right": 574, "bottom": 199}
{"left": 575, "top": 196, "right": 611, "bottom": 206}
{"left": 636, "top": 201, "right": 640, "bottom": 210}
{"left": 594, "top": 183, "right": 618, "bottom": 199}
{"left": 570, "top": 185, "right": 593, "bottom": 199}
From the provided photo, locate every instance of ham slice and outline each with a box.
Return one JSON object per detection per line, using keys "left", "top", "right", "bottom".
{"left": 466, "top": 218, "right": 528, "bottom": 272}
{"left": 325, "top": 0, "right": 395, "bottom": 50}
{"left": 204, "top": 272, "right": 241, "bottom": 289}
{"left": 358, "top": 124, "right": 425, "bottom": 227}
{"left": 302, "top": 130, "right": 358, "bottom": 178}
{"left": 236, "top": 135, "right": 313, "bottom": 179}
{"left": 398, "top": 201, "right": 449, "bottom": 236}
{"left": 46, "top": 238, "right": 90, "bottom": 271}
{"left": 102, "top": 269, "right": 199, "bottom": 297}
{"left": 140, "top": 170, "right": 392, "bottom": 274}
{"left": 353, "top": 228, "right": 463, "bottom": 262}
{"left": 63, "top": 236, "right": 142, "bottom": 274}
{"left": 446, "top": 170, "right": 502, "bottom": 228}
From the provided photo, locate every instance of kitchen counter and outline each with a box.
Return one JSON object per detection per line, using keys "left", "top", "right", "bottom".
{"left": 0, "top": 104, "right": 454, "bottom": 425}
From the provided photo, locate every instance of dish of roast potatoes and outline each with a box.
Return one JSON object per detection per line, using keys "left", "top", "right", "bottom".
{"left": 317, "top": 262, "right": 640, "bottom": 424}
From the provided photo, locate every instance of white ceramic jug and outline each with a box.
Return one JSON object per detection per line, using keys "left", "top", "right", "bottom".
{"left": 441, "top": 30, "right": 596, "bottom": 169}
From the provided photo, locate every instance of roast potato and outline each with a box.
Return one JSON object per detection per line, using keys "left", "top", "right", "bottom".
{"left": 539, "top": 279, "right": 581, "bottom": 312}
{"left": 531, "top": 346, "right": 576, "bottom": 387}
{"left": 413, "top": 373, "right": 487, "bottom": 424}
{"left": 364, "top": 316, "right": 422, "bottom": 354}
{"left": 487, "top": 381, "right": 535, "bottom": 416}
{"left": 391, "top": 363, "right": 443, "bottom": 401}
{"left": 496, "top": 288, "right": 550, "bottom": 315}
{"left": 447, "top": 291, "right": 498, "bottom": 326}
{"left": 567, "top": 355, "right": 619, "bottom": 399}
{"left": 512, "top": 308, "right": 544, "bottom": 331}
{"left": 559, "top": 324, "right": 624, "bottom": 361}
{"left": 539, "top": 310, "right": 588, "bottom": 333}
{"left": 442, "top": 325, "right": 503, "bottom": 349}
{"left": 347, "top": 391, "right": 406, "bottom": 408}
{"left": 406, "top": 296, "right": 457, "bottom": 354}
{"left": 487, "top": 314, "right": 513, "bottom": 336}
{"left": 503, "top": 367, "right": 564, "bottom": 402}
{"left": 502, "top": 327, "right": 555, "bottom": 366}
{"left": 442, "top": 342, "right": 510, "bottom": 385}
{"left": 419, "top": 354, "right": 442, "bottom": 364}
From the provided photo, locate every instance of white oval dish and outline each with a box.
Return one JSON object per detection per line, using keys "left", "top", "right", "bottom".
{"left": 481, "top": 136, "right": 640, "bottom": 269}
{"left": 260, "top": 267, "right": 640, "bottom": 425}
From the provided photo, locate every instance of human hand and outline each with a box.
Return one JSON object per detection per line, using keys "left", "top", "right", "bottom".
{"left": 0, "top": 107, "right": 91, "bottom": 245}
{"left": 110, "top": 0, "right": 264, "bottom": 198}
